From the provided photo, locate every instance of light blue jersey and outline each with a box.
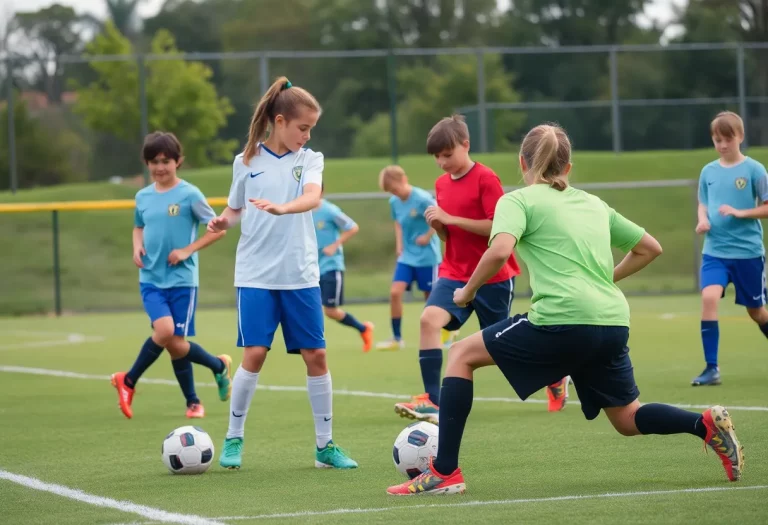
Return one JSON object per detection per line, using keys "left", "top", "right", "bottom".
{"left": 313, "top": 199, "right": 357, "bottom": 274}
{"left": 699, "top": 157, "right": 768, "bottom": 259}
{"left": 390, "top": 187, "right": 442, "bottom": 267}
{"left": 134, "top": 180, "right": 216, "bottom": 288}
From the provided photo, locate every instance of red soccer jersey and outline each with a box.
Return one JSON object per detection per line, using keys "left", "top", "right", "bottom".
{"left": 435, "top": 162, "right": 520, "bottom": 283}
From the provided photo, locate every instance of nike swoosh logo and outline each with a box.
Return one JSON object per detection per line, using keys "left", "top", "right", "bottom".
{"left": 232, "top": 411, "right": 244, "bottom": 417}
{"left": 249, "top": 171, "right": 264, "bottom": 178}
{"left": 323, "top": 416, "right": 332, "bottom": 422}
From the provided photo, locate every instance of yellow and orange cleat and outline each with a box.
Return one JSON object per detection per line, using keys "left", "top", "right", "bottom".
{"left": 702, "top": 405, "right": 744, "bottom": 481}
{"left": 394, "top": 393, "right": 439, "bottom": 425}
{"left": 546, "top": 377, "right": 569, "bottom": 412}
{"left": 387, "top": 457, "right": 465, "bottom": 495}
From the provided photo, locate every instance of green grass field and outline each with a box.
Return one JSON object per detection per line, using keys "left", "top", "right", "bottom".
{"left": 0, "top": 296, "right": 767, "bottom": 524}
{"left": 2, "top": 148, "right": 768, "bottom": 315}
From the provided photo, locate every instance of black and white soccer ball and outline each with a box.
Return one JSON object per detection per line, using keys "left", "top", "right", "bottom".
{"left": 392, "top": 421, "right": 439, "bottom": 479}
{"left": 161, "top": 426, "right": 214, "bottom": 475}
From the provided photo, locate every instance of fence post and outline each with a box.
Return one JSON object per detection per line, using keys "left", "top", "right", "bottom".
{"left": 609, "top": 47, "right": 622, "bottom": 153}
{"left": 259, "top": 54, "right": 269, "bottom": 96}
{"left": 6, "top": 58, "right": 18, "bottom": 195}
{"left": 476, "top": 49, "right": 488, "bottom": 153}
{"left": 137, "top": 54, "right": 149, "bottom": 185}
{"left": 387, "top": 49, "right": 398, "bottom": 164}
{"left": 692, "top": 182, "right": 701, "bottom": 293}
{"left": 52, "top": 210, "right": 62, "bottom": 316}
{"left": 737, "top": 44, "right": 748, "bottom": 150}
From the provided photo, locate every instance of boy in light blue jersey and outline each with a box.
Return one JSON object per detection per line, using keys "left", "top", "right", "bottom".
{"left": 313, "top": 184, "right": 374, "bottom": 352}
{"left": 693, "top": 111, "right": 768, "bottom": 386}
{"left": 111, "top": 132, "right": 232, "bottom": 420}
{"left": 376, "top": 166, "right": 446, "bottom": 350}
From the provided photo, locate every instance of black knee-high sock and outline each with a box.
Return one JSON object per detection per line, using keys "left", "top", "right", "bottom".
{"left": 432, "top": 377, "right": 473, "bottom": 476}
{"left": 759, "top": 322, "right": 768, "bottom": 339}
{"left": 125, "top": 337, "right": 164, "bottom": 387}
{"left": 419, "top": 349, "right": 443, "bottom": 405}
{"left": 634, "top": 403, "right": 707, "bottom": 439}
{"left": 186, "top": 341, "right": 225, "bottom": 374}
{"left": 172, "top": 357, "right": 199, "bottom": 406}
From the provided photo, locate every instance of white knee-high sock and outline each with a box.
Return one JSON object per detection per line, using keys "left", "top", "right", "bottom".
{"left": 226, "top": 366, "right": 259, "bottom": 439}
{"left": 307, "top": 372, "right": 333, "bottom": 448}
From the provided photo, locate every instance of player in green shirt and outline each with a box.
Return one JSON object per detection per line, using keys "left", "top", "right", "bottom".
{"left": 387, "top": 123, "right": 744, "bottom": 496}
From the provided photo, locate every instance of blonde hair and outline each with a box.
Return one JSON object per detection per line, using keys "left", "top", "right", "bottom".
{"left": 710, "top": 111, "right": 744, "bottom": 139}
{"left": 520, "top": 123, "right": 572, "bottom": 192}
{"left": 243, "top": 76, "right": 321, "bottom": 164}
{"left": 426, "top": 114, "right": 470, "bottom": 155}
{"left": 378, "top": 165, "right": 406, "bottom": 191}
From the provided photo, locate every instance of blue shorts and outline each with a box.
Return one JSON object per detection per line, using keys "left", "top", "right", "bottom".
{"left": 425, "top": 277, "right": 514, "bottom": 331}
{"left": 393, "top": 262, "right": 438, "bottom": 292}
{"left": 140, "top": 283, "right": 197, "bottom": 337}
{"left": 700, "top": 254, "right": 767, "bottom": 308}
{"left": 320, "top": 271, "right": 344, "bottom": 307}
{"left": 236, "top": 287, "right": 325, "bottom": 353}
{"left": 483, "top": 313, "right": 638, "bottom": 421}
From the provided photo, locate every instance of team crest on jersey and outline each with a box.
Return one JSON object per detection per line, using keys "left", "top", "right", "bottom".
{"left": 292, "top": 166, "right": 303, "bottom": 181}
{"left": 317, "top": 220, "right": 325, "bottom": 229}
{"left": 410, "top": 208, "right": 418, "bottom": 217}
{"left": 735, "top": 177, "right": 747, "bottom": 190}
{"left": 168, "top": 204, "right": 180, "bottom": 216}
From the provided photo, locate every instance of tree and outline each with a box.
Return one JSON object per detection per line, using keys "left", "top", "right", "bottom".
{"left": 6, "top": 5, "right": 97, "bottom": 102}
{"left": 105, "top": 0, "right": 142, "bottom": 38}
{"left": 0, "top": 97, "right": 89, "bottom": 189}
{"left": 72, "top": 22, "right": 236, "bottom": 169}
{"left": 352, "top": 54, "right": 524, "bottom": 156}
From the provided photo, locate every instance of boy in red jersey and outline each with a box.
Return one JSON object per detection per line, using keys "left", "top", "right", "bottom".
{"left": 394, "top": 115, "right": 570, "bottom": 424}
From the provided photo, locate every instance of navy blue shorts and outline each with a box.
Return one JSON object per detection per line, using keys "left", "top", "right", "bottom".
{"left": 236, "top": 287, "right": 325, "bottom": 353}
{"left": 320, "top": 271, "right": 344, "bottom": 307}
{"left": 482, "top": 313, "right": 639, "bottom": 421}
{"left": 425, "top": 277, "right": 514, "bottom": 331}
{"left": 393, "top": 262, "right": 438, "bottom": 292}
{"left": 140, "top": 283, "right": 197, "bottom": 337}
{"left": 700, "top": 254, "right": 766, "bottom": 308}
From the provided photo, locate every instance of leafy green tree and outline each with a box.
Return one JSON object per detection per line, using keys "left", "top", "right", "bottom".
{"left": 72, "top": 22, "right": 236, "bottom": 168}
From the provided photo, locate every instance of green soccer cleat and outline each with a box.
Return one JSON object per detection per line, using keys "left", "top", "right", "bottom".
{"left": 215, "top": 354, "right": 233, "bottom": 402}
{"left": 315, "top": 441, "right": 359, "bottom": 469}
{"left": 219, "top": 437, "right": 243, "bottom": 470}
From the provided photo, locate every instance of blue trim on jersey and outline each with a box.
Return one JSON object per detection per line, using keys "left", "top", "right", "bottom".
{"left": 236, "top": 287, "right": 325, "bottom": 352}
{"left": 261, "top": 144, "right": 292, "bottom": 159}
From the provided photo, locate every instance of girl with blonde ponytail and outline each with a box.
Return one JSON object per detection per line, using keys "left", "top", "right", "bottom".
{"left": 208, "top": 77, "right": 358, "bottom": 472}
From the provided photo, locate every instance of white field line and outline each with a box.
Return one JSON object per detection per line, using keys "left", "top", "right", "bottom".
{"left": 104, "top": 484, "right": 768, "bottom": 524}
{"left": 0, "top": 333, "right": 104, "bottom": 351}
{"left": 1, "top": 364, "right": 768, "bottom": 413}
{"left": 0, "top": 469, "right": 225, "bottom": 525}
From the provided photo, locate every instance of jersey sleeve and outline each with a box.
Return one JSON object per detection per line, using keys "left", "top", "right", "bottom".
{"left": 480, "top": 173, "right": 505, "bottom": 220}
{"left": 303, "top": 151, "right": 323, "bottom": 188}
{"left": 698, "top": 168, "right": 708, "bottom": 205}
{"left": 607, "top": 204, "right": 646, "bottom": 252}
{"left": 330, "top": 204, "right": 357, "bottom": 231}
{"left": 751, "top": 162, "right": 768, "bottom": 203}
{"left": 489, "top": 192, "right": 526, "bottom": 245}
{"left": 227, "top": 157, "right": 246, "bottom": 210}
{"left": 419, "top": 191, "right": 436, "bottom": 215}
{"left": 190, "top": 187, "right": 216, "bottom": 224}
{"left": 134, "top": 193, "right": 144, "bottom": 227}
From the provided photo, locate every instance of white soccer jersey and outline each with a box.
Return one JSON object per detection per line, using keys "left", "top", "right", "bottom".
{"left": 227, "top": 145, "right": 323, "bottom": 289}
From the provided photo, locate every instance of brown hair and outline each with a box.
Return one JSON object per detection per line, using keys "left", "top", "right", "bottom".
{"left": 243, "top": 76, "right": 321, "bottom": 164}
{"left": 378, "top": 165, "right": 406, "bottom": 191}
{"left": 710, "top": 111, "right": 744, "bottom": 139}
{"left": 520, "top": 123, "right": 572, "bottom": 192}
{"left": 142, "top": 131, "right": 183, "bottom": 163}
{"left": 426, "top": 114, "right": 470, "bottom": 155}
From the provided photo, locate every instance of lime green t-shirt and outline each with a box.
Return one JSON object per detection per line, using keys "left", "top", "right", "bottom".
{"left": 490, "top": 184, "right": 646, "bottom": 327}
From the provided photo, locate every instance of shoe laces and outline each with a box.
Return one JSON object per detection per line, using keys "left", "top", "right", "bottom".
{"left": 225, "top": 438, "right": 243, "bottom": 455}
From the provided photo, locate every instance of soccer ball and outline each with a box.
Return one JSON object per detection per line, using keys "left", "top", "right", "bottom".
{"left": 392, "top": 421, "right": 439, "bottom": 479}
{"left": 161, "top": 425, "right": 215, "bottom": 475}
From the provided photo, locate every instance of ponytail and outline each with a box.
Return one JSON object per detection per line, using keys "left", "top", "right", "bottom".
{"left": 520, "top": 123, "right": 572, "bottom": 191}
{"left": 243, "top": 76, "right": 321, "bottom": 165}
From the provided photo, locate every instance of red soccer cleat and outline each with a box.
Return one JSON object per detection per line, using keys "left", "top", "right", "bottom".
{"left": 110, "top": 372, "right": 135, "bottom": 419}
{"left": 702, "top": 405, "right": 744, "bottom": 482}
{"left": 546, "top": 377, "right": 569, "bottom": 412}
{"left": 387, "top": 457, "right": 465, "bottom": 496}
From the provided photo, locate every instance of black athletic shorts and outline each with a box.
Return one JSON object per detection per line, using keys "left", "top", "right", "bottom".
{"left": 482, "top": 313, "right": 639, "bottom": 420}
